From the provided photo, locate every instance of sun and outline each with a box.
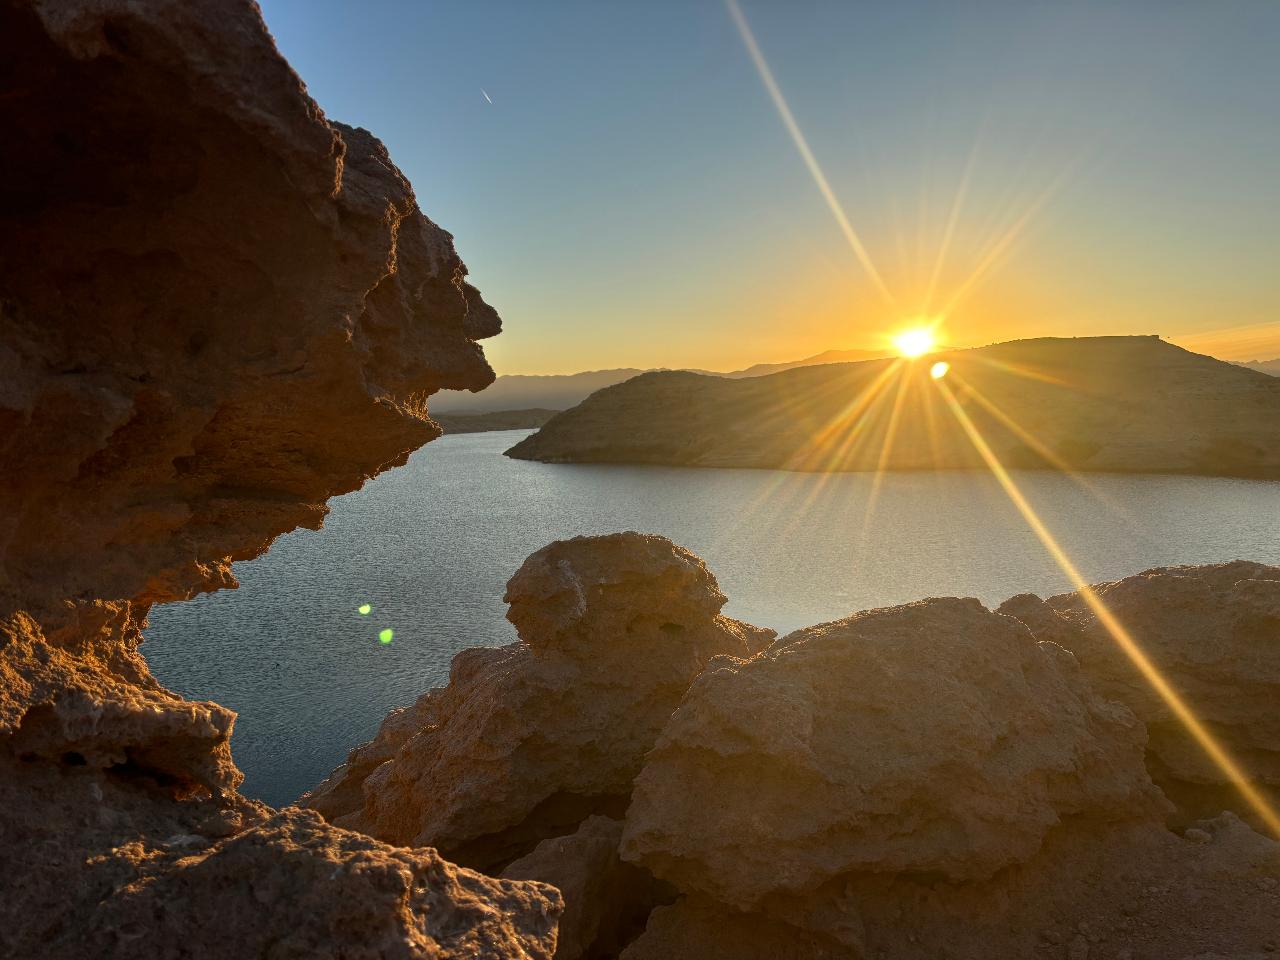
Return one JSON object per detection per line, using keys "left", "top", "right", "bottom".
{"left": 892, "top": 327, "right": 937, "bottom": 358}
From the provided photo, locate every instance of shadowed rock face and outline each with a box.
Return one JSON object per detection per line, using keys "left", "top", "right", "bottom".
{"left": 502, "top": 816, "right": 665, "bottom": 960}
{"left": 303, "top": 532, "right": 775, "bottom": 870}
{"left": 0, "top": 2, "right": 559, "bottom": 957}
{"left": 0, "top": 0, "right": 499, "bottom": 621}
{"left": 1000, "top": 560, "right": 1280, "bottom": 828}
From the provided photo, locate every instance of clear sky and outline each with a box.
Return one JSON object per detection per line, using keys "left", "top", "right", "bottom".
{"left": 259, "top": 0, "right": 1280, "bottom": 374}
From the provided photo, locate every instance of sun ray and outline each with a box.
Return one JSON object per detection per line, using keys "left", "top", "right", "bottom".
{"left": 967, "top": 352, "right": 1076, "bottom": 388}
{"left": 726, "top": 0, "right": 898, "bottom": 311}
{"left": 935, "top": 376, "right": 1280, "bottom": 838}
{"left": 859, "top": 361, "right": 913, "bottom": 537}
{"left": 947, "top": 369, "right": 1131, "bottom": 513}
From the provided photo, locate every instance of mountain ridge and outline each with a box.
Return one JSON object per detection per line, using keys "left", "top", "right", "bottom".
{"left": 506, "top": 336, "right": 1280, "bottom": 479}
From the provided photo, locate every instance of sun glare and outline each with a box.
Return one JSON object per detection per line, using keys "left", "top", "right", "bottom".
{"left": 930, "top": 360, "right": 950, "bottom": 379}
{"left": 893, "top": 327, "right": 937, "bottom": 358}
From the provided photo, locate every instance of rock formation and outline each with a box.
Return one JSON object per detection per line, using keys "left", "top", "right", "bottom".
{"left": 1000, "top": 560, "right": 1280, "bottom": 827}
{"left": 507, "top": 336, "right": 1280, "bottom": 479}
{"left": 620, "top": 598, "right": 1167, "bottom": 909}
{"left": 0, "top": 1, "right": 558, "bottom": 956}
{"left": 612, "top": 593, "right": 1280, "bottom": 959}
{"left": 303, "top": 532, "right": 774, "bottom": 871}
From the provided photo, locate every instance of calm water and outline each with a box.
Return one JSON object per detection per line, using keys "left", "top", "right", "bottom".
{"left": 146, "top": 429, "right": 1280, "bottom": 806}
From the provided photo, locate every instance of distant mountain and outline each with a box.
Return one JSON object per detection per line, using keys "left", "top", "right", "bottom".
{"left": 431, "top": 369, "right": 648, "bottom": 414}
{"left": 431, "top": 348, "right": 889, "bottom": 414}
{"left": 721, "top": 347, "right": 887, "bottom": 378}
{"left": 434, "top": 408, "right": 558, "bottom": 434}
{"left": 507, "top": 336, "right": 1280, "bottom": 480}
{"left": 1235, "top": 358, "right": 1280, "bottom": 377}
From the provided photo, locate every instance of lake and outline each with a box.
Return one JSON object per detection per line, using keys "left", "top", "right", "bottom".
{"left": 145, "top": 429, "right": 1280, "bottom": 806}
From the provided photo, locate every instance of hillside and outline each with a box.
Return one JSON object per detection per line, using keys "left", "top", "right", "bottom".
{"left": 507, "top": 336, "right": 1280, "bottom": 479}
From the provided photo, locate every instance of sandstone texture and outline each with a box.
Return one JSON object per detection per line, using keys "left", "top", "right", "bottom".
{"left": 619, "top": 598, "right": 1166, "bottom": 909}
{"left": 1000, "top": 561, "right": 1280, "bottom": 825}
{"left": 0, "top": 1, "right": 563, "bottom": 956}
{"left": 507, "top": 336, "right": 1280, "bottom": 479}
{"left": 303, "top": 532, "right": 774, "bottom": 870}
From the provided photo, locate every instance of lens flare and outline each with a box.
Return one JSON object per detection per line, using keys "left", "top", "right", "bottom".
{"left": 930, "top": 361, "right": 951, "bottom": 379}
{"left": 357, "top": 603, "right": 372, "bottom": 615}
{"left": 378, "top": 628, "right": 394, "bottom": 645}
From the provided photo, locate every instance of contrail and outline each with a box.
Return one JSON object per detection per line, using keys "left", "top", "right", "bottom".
{"left": 725, "top": 0, "right": 897, "bottom": 311}
{"left": 481, "top": 88, "right": 493, "bottom": 105}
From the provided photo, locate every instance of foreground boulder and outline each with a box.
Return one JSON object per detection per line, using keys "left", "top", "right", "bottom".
{"left": 1000, "top": 561, "right": 1280, "bottom": 825}
{"left": 303, "top": 532, "right": 774, "bottom": 870}
{"left": 616, "top": 593, "right": 1280, "bottom": 958}
{"left": 620, "top": 598, "right": 1167, "bottom": 911}
{"left": 0, "top": 1, "right": 558, "bottom": 955}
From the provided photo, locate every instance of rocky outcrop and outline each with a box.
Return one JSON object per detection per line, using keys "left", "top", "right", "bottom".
{"left": 0, "top": 1, "right": 562, "bottom": 956}
{"left": 502, "top": 816, "right": 664, "bottom": 960}
{"left": 303, "top": 532, "right": 774, "bottom": 870}
{"left": 507, "top": 336, "right": 1280, "bottom": 479}
{"left": 619, "top": 598, "right": 1166, "bottom": 910}
{"left": 999, "top": 561, "right": 1280, "bottom": 826}
{"left": 1, "top": 0, "right": 499, "bottom": 622}
{"left": 613, "top": 592, "right": 1280, "bottom": 959}
{"left": 3, "top": 780, "right": 559, "bottom": 960}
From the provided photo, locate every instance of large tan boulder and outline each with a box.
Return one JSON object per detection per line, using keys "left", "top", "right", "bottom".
{"left": 304, "top": 532, "right": 773, "bottom": 869}
{"left": 620, "top": 597, "right": 1167, "bottom": 910}
{"left": 1000, "top": 561, "right": 1280, "bottom": 822}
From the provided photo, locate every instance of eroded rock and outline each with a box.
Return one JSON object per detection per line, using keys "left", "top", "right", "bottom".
{"left": 0, "top": 0, "right": 498, "bottom": 622}
{"left": 303, "top": 532, "right": 774, "bottom": 870}
{"left": 999, "top": 561, "right": 1280, "bottom": 824}
{"left": 620, "top": 597, "right": 1167, "bottom": 910}
{"left": 93, "top": 809, "right": 561, "bottom": 960}
{"left": 0, "top": 0, "right": 559, "bottom": 955}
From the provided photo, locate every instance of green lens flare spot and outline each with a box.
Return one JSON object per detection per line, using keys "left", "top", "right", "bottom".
{"left": 379, "top": 628, "right": 394, "bottom": 645}
{"left": 357, "top": 603, "right": 372, "bottom": 615}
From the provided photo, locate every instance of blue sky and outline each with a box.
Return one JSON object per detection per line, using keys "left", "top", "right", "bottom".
{"left": 259, "top": 1, "right": 1280, "bottom": 372}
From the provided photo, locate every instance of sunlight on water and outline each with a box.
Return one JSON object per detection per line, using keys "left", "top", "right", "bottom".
{"left": 145, "top": 429, "right": 1280, "bottom": 806}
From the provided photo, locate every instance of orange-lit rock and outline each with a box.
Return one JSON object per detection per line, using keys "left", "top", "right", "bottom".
{"left": 303, "top": 532, "right": 774, "bottom": 870}
{"left": 620, "top": 597, "right": 1167, "bottom": 910}
{"left": 1000, "top": 560, "right": 1280, "bottom": 825}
